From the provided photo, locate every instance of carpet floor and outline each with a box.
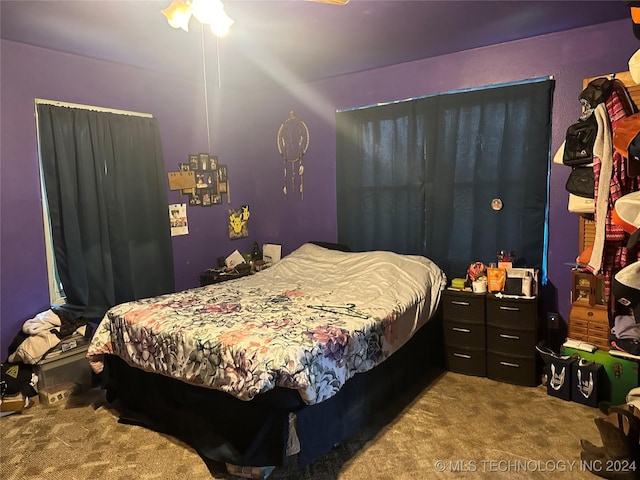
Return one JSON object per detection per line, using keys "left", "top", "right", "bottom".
{"left": 0, "top": 370, "right": 606, "bottom": 479}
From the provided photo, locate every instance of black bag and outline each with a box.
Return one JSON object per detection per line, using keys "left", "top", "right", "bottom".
{"left": 1, "top": 362, "right": 37, "bottom": 398}
{"left": 563, "top": 116, "right": 598, "bottom": 166}
{"left": 571, "top": 359, "right": 603, "bottom": 407}
{"left": 565, "top": 166, "right": 594, "bottom": 198}
{"left": 579, "top": 77, "right": 613, "bottom": 110}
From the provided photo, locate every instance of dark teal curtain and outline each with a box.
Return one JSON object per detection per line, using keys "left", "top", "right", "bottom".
{"left": 37, "top": 105, "right": 174, "bottom": 318}
{"left": 337, "top": 79, "right": 554, "bottom": 282}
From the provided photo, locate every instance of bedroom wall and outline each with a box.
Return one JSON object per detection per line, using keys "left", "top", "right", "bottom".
{"left": 0, "top": 39, "right": 257, "bottom": 357}
{"left": 216, "top": 19, "right": 638, "bottom": 344}
{"left": 1, "top": 19, "right": 637, "bottom": 359}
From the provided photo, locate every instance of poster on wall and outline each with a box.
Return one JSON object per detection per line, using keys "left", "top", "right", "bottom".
{"left": 228, "top": 205, "right": 250, "bottom": 239}
{"left": 169, "top": 203, "right": 188, "bottom": 236}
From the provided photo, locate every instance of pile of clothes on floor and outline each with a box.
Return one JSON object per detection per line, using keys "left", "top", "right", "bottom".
{"left": 6, "top": 307, "right": 91, "bottom": 365}
{"left": 1, "top": 307, "right": 90, "bottom": 414}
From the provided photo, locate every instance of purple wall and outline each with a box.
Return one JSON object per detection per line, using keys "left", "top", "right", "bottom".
{"left": 0, "top": 40, "right": 255, "bottom": 356}
{"left": 219, "top": 19, "right": 638, "bottom": 341}
{"left": 1, "top": 20, "right": 638, "bottom": 359}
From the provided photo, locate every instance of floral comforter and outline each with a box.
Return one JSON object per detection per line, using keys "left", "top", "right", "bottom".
{"left": 87, "top": 243, "right": 446, "bottom": 405}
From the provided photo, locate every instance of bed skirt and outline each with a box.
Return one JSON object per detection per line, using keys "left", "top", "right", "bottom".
{"left": 101, "top": 308, "right": 444, "bottom": 469}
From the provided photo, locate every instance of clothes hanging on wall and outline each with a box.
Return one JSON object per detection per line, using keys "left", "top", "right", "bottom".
{"left": 585, "top": 79, "right": 640, "bottom": 303}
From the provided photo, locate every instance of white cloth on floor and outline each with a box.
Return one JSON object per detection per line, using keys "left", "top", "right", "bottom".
{"left": 22, "top": 309, "right": 61, "bottom": 335}
{"left": 7, "top": 330, "right": 60, "bottom": 364}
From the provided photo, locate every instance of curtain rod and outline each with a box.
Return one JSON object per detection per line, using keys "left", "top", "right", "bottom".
{"left": 336, "top": 76, "right": 554, "bottom": 113}
{"left": 35, "top": 99, "right": 153, "bottom": 118}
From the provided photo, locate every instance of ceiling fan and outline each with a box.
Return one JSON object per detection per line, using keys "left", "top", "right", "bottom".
{"left": 308, "top": 0, "right": 350, "bottom": 4}
{"left": 161, "top": 0, "right": 350, "bottom": 37}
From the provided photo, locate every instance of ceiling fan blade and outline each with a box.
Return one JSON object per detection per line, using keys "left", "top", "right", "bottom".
{"left": 307, "top": 0, "right": 350, "bottom": 5}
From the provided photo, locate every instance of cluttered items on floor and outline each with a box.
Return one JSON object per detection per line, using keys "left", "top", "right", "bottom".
{"left": 6, "top": 308, "right": 91, "bottom": 365}
{"left": 539, "top": 343, "right": 640, "bottom": 407}
{"left": 579, "top": 391, "right": 640, "bottom": 479}
{"left": 537, "top": 346, "right": 604, "bottom": 407}
{"left": 0, "top": 362, "right": 39, "bottom": 416}
{"left": 2, "top": 308, "right": 95, "bottom": 414}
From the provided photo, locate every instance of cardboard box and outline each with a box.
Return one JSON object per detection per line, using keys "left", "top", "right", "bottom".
{"left": 1, "top": 393, "right": 39, "bottom": 413}
{"left": 39, "top": 382, "right": 78, "bottom": 405}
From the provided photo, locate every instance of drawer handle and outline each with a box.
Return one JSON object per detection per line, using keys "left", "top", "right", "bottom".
{"left": 499, "top": 306, "right": 520, "bottom": 312}
{"left": 499, "top": 333, "right": 520, "bottom": 340}
{"left": 451, "top": 301, "right": 470, "bottom": 306}
{"left": 500, "top": 361, "right": 520, "bottom": 368}
{"left": 587, "top": 311, "right": 594, "bottom": 317}
{"left": 452, "top": 327, "right": 471, "bottom": 333}
{"left": 453, "top": 353, "right": 472, "bottom": 359}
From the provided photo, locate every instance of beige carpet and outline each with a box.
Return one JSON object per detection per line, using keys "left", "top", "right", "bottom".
{"left": 0, "top": 370, "right": 604, "bottom": 480}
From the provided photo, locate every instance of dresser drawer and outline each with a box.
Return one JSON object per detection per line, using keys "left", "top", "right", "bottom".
{"left": 486, "top": 297, "right": 537, "bottom": 330}
{"left": 445, "top": 345, "right": 486, "bottom": 377}
{"left": 568, "top": 306, "right": 610, "bottom": 351}
{"left": 570, "top": 305, "right": 608, "bottom": 323}
{"left": 442, "top": 291, "right": 486, "bottom": 323}
{"left": 487, "top": 350, "right": 538, "bottom": 386}
{"left": 486, "top": 325, "right": 537, "bottom": 356}
{"left": 590, "top": 336, "right": 610, "bottom": 351}
{"left": 589, "top": 321, "right": 610, "bottom": 336}
{"left": 443, "top": 320, "right": 485, "bottom": 349}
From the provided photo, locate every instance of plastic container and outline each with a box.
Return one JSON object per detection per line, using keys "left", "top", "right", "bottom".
{"left": 34, "top": 344, "right": 91, "bottom": 391}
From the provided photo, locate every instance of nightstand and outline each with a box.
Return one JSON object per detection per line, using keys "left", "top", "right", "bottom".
{"left": 199, "top": 269, "right": 251, "bottom": 286}
{"left": 486, "top": 294, "right": 540, "bottom": 386}
{"left": 442, "top": 289, "right": 487, "bottom": 377}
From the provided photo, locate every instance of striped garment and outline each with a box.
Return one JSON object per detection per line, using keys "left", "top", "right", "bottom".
{"left": 587, "top": 79, "right": 640, "bottom": 303}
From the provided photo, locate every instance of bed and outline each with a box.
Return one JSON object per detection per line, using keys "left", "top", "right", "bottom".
{"left": 87, "top": 242, "right": 447, "bottom": 472}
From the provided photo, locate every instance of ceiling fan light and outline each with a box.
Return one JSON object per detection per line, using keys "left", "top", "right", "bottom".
{"left": 210, "top": 10, "right": 235, "bottom": 37}
{"left": 161, "top": 0, "right": 192, "bottom": 32}
{"left": 190, "top": 0, "right": 220, "bottom": 25}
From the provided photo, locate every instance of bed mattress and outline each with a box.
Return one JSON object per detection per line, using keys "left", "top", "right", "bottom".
{"left": 88, "top": 243, "right": 446, "bottom": 405}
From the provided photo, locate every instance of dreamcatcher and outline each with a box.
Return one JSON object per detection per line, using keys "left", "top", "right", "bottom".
{"left": 277, "top": 111, "right": 309, "bottom": 199}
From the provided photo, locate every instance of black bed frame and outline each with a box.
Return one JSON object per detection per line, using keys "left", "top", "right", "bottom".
{"left": 101, "top": 307, "right": 444, "bottom": 471}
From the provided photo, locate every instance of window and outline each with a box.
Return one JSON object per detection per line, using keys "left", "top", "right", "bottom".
{"left": 36, "top": 100, "right": 174, "bottom": 318}
{"left": 336, "top": 79, "right": 554, "bottom": 282}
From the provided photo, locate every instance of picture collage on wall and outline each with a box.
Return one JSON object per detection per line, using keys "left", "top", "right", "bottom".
{"left": 179, "top": 153, "right": 229, "bottom": 206}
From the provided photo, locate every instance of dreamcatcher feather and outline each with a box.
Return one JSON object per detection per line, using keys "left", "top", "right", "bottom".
{"left": 277, "top": 111, "right": 309, "bottom": 199}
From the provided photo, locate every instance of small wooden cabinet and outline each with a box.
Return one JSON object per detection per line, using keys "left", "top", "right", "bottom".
{"left": 571, "top": 270, "right": 606, "bottom": 307}
{"left": 568, "top": 270, "right": 609, "bottom": 350}
{"left": 442, "top": 290, "right": 487, "bottom": 377}
{"left": 486, "top": 294, "right": 539, "bottom": 386}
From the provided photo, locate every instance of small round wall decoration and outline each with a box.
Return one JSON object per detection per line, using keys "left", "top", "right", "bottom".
{"left": 277, "top": 111, "right": 309, "bottom": 199}
{"left": 491, "top": 198, "right": 503, "bottom": 211}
